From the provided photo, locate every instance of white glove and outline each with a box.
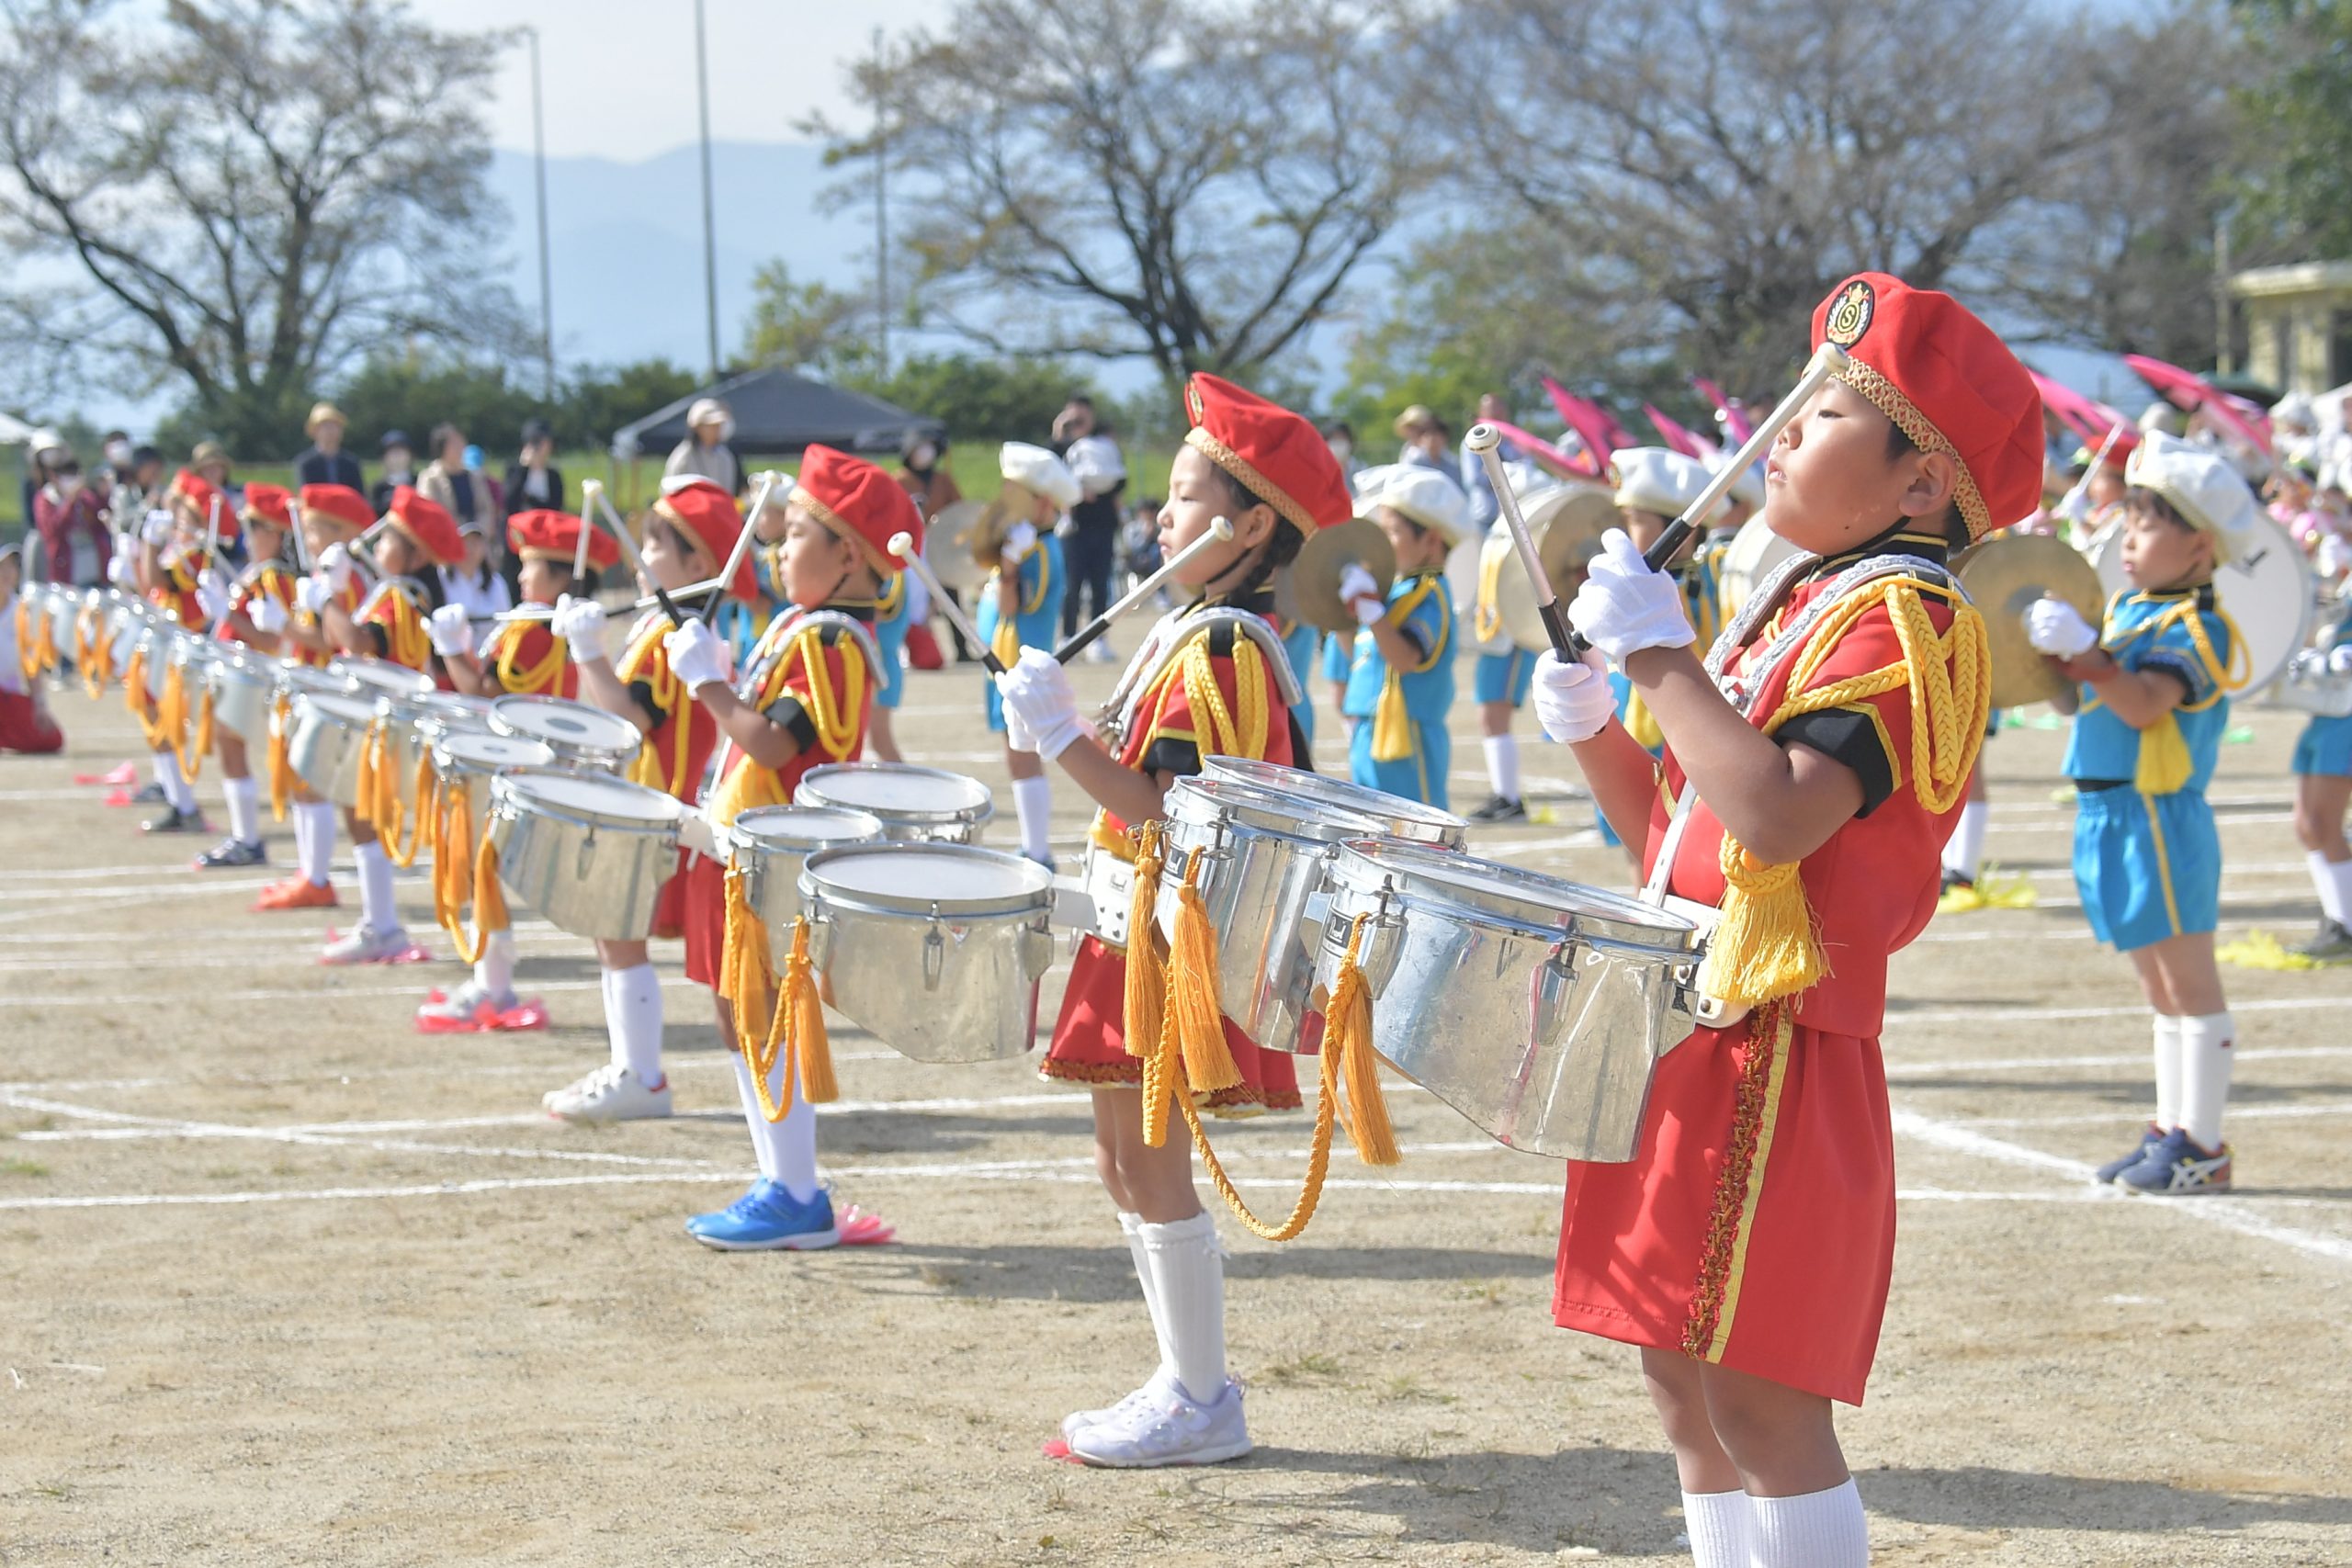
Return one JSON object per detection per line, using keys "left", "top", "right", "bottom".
{"left": 246, "top": 595, "right": 288, "bottom": 636}
{"left": 1566, "top": 530, "right": 1695, "bottom": 661}
{"left": 663, "top": 618, "right": 733, "bottom": 693}
{"left": 552, "top": 594, "right": 608, "bottom": 663}
{"left": 1339, "top": 562, "right": 1385, "bottom": 626}
{"left": 295, "top": 574, "right": 334, "bottom": 617}
{"left": 2024, "top": 596, "right": 2098, "bottom": 659}
{"left": 194, "top": 569, "right": 231, "bottom": 624}
{"left": 2316, "top": 534, "right": 2350, "bottom": 580}
{"left": 106, "top": 552, "right": 135, "bottom": 590}
{"left": 994, "top": 646, "right": 1093, "bottom": 760}
{"left": 1001, "top": 519, "right": 1039, "bottom": 565}
{"left": 1531, "top": 649, "right": 1618, "bottom": 743}
{"left": 426, "top": 602, "right": 474, "bottom": 659}
{"left": 141, "top": 509, "right": 173, "bottom": 545}
{"left": 317, "top": 542, "right": 356, "bottom": 593}
{"left": 2328, "top": 645, "right": 2352, "bottom": 678}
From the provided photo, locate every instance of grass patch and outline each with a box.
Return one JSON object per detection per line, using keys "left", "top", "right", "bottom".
{"left": 0, "top": 1158, "right": 50, "bottom": 1179}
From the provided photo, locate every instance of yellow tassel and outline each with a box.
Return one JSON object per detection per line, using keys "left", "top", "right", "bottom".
{"left": 990, "top": 616, "right": 1020, "bottom": 670}
{"left": 783, "top": 917, "right": 836, "bottom": 1104}
{"left": 1370, "top": 670, "right": 1413, "bottom": 762}
{"left": 1623, "top": 688, "right": 1664, "bottom": 750}
{"left": 471, "top": 836, "right": 507, "bottom": 942}
{"left": 1121, "top": 822, "right": 1168, "bottom": 1059}
{"left": 2134, "top": 714, "right": 2193, "bottom": 795}
{"left": 1698, "top": 842, "right": 1826, "bottom": 1009}
{"left": 1165, "top": 856, "right": 1242, "bottom": 1094}
{"left": 185, "top": 688, "right": 215, "bottom": 777}
{"left": 266, "top": 695, "right": 294, "bottom": 822}
{"left": 1322, "top": 914, "right": 1401, "bottom": 1167}
{"left": 721, "top": 865, "right": 779, "bottom": 1055}
{"left": 379, "top": 750, "right": 432, "bottom": 869}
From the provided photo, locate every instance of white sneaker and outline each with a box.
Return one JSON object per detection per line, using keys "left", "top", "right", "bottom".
{"left": 321, "top": 924, "right": 412, "bottom": 965}
{"left": 415, "top": 979, "right": 517, "bottom": 1025}
{"left": 1067, "top": 1376, "right": 1251, "bottom": 1467}
{"left": 544, "top": 1063, "right": 673, "bottom": 1123}
{"left": 1060, "top": 1367, "right": 1175, "bottom": 1441}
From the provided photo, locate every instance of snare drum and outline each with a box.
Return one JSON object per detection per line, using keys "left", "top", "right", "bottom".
{"left": 488, "top": 768, "right": 685, "bottom": 941}
{"left": 728, "top": 805, "right": 887, "bottom": 940}
{"left": 433, "top": 732, "right": 558, "bottom": 826}
{"left": 334, "top": 658, "right": 436, "bottom": 705}
{"left": 203, "top": 650, "right": 280, "bottom": 746}
{"left": 1200, "top": 755, "right": 1468, "bottom": 846}
{"left": 793, "top": 762, "right": 994, "bottom": 843}
{"left": 287, "top": 692, "right": 381, "bottom": 805}
{"left": 800, "top": 843, "right": 1056, "bottom": 1063}
{"left": 488, "top": 694, "right": 643, "bottom": 772}
{"left": 415, "top": 691, "right": 500, "bottom": 742}
{"left": 1313, "top": 840, "right": 1702, "bottom": 1161}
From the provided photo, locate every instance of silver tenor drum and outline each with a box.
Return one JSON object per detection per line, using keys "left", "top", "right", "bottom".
{"left": 204, "top": 649, "right": 280, "bottom": 747}
{"left": 728, "top": 806, "right": 887, "bottom": 942}
{"left": 487, "top": 768, "right": 685, "bottom": 941}
{"left": 488, "top": 694, "right": 643, "bottom": 773}
{"left": 1313, "top": 840, "right": 1702, "bottom": 1161}
{"left": 800, "top": 843, "right": 1056, "bottom": 1063}
{"left": 413, "top": 691, "right": 500, "bottom": 746}
{"left": 1199, "top": 755, "right": 1469, "bottom": 847}
{"left": 433, "top": 732, "right": 558, "bottom": 826}
{"left": 286, "top": 692, "right": 380, "bottom": 805}
{"left": 793, "top": 762, "right": 994, "bottom": 843}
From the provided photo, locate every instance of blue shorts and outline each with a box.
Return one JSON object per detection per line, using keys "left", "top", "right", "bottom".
{"left": 983, "top": 679, "right": 1006, "bottom": 734}
{"left": 2292, "top": 714, "right": 2352, "bottom": 777}
{"left": 1347, "top": 720, "right": 1449, "bottom": 810}
{"left": 1473, "top": 648, "right": 1536, "bottom": 707}
{"left": 2072, "top": 786, "right": 2221, "bottom": 952}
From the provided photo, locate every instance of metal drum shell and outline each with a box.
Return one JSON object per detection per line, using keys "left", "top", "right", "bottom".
{"left": 792, "top": 762, "right": 995, "bottom": 844}
{"left": 486, "top": 768, "right": 684, "bottom": 942}
{"left": 204, "top": 651, "right": 280, "bottom": 747}
{"left": 487, "top": 694, "right": 644, "bottom": 773}
{"left": 2274, "top": 653, "right": 2352, "bottom": 717}
{"left": 135, "top": 625, "right": 179, "bottom": 702}
{"left": 1312, "top": 840, "right": 1702, "bottom": 1161}
{"left": 431, "top": 733, "right": 558, "bottom": 829}
{"left": 799, "top": 843, "right": 1056, "bottom": 1064}
{"left": 1199, "top": 755, "right": 1467, "bottom": 847}
{"left": 727, "top": 805, "right": 887, "bottom": 942}
{"left": 287, "top": 692, "right": 380, "bottom": 806}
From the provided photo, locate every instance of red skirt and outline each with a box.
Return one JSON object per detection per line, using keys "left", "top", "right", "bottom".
{"left": 0, "top": 690, "right": 62, "bottom": 754}
{"left": 1041, "top": 936, "right": 1301, "bottom": 1115}
{"left": 679, "top": 852, "right": 727, "bottom": 987}
{"left": 1552, "top": 1013, "right": 1894, "bottom": 1405}
{"left": 650, "top": 846, "right": 690, "bottom": 942}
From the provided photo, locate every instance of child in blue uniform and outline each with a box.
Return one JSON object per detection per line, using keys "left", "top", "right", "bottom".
{"left": 1277, "top": 614, "right": 1320, "bottom": 751}
{"left": 2025, "top": 430, "right": 2252, "bottom": 1194}
{"left": 2290, "top": 606, "right": 2352, "bottom": 957}
{"left": 865, "top": 569, "right": 911, "bottom": 761}
{"left": 1340, "top": 465, "right": 1465, "bottom": 807}
{"left": 977, "top": 442, "right": 1075, "bottom": 865}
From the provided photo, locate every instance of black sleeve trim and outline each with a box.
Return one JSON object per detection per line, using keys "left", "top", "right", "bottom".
{"left": 763, "top": 694, "right": 819, "bottom": 752}
{"left": 1776, "top": 707, "right": 1896, "bottom": 818}
{"left": 1141, "top": 736, "right": 1202, "bottom": 779}
{"left": 626, "top": 678, "right": 664, "bottom": 728}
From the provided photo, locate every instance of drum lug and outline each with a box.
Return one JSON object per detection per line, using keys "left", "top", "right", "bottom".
{"left": 1021, "top": 919, "right": 1055, "bottom": 982}
{"left": 922, "top": 910, "right": 946, "bottom": 991}
{"left": 574, "top": 824, "right": 597, "bottom": 881}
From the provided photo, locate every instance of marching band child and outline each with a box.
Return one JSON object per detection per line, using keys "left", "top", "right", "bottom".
{"left": 2026, "top": 429, "right": 2251, "bottom": 1194}
{"left": 667, "top": 447, "right": 912, "bottom": 1249}
{"left": 978, "top": 444, "right": 1074, "bottom": 867}
{"left": 306, "top": 486, "right": 465, "bottom": 964}
{"left": 2288, "top": 614, "right": 2352, "bottom": 961}
{"left": 0, "top": 542, "right": 64, "bottom": 753}
{"left": 1532, "top": 274, "right": 2035, "bottom": 1565}
{"left": 540, "top": 479, "right": 751, "bottom": 1123}
{"left": 189, "top": 483, "right": 300, "bottom": 869}
{"left": 994, "top": 372, "right": 1347, "bottom": 1468}
{"left": 250, "top": 484, "right": 374, "bottom": 912}
{"left": 131, "top": 470, "right": 232, "bottom": 834}
{"left": 1467, "top": 586, "right": 1537, "bottom": 822}
{"left": 1339, "top": 464, "right": 1463, "bottom": 807}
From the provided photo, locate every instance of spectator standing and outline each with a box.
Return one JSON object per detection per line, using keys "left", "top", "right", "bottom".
{"left": 191, "top": 441, "right": 242, "bottom": 508}
{"left": 295, "top": 401, "right": 365, "bottom": 490}
{"left": 109, "top": 446, "right": 166, "bottom": 534}
{"left": 662, "top": 399, "right": 743, "bottom": 497}
{"left": 20, "top": 429, "right": 67, "bottom": 541}
{"left": 438, "top": 521, "right": 512, "bottom": 620}
{"left": 503, "top": 419, "right": 565, "bottom": 518}
{"left": 418, "top": 423, "right": 495, "bottom": 571}
{"left": 1393, "top": 405, "right": 1459, "bottom": 478}
{"left": 32, "top": 454, "right": 109, "bottom": 586}
{"left": 1459, "top": 392, "right": 1519, "bottom": 533}
{"left": 1050, "top": 394, "right": 1126, "bottom": 659}
{"left": 372, "top": 430, "right": 418, "bottom": 514}
{"left": 896, "top": 426, "right": 973, "bottom": 661}
{"left": 1322, "top": 419, "right": 1366, "bottom": 484}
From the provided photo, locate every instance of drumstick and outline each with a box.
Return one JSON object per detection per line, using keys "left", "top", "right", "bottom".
{"left": 287, "top": 495, "right": 312, "bottom": 574}
{"left": 2055, "top": 423, "right": 2125, "bottom": 525}
{"left": 701, "top": 472, "right": 778, "bottom": 626}
{"left": 1466, "top": 343, "right": 1849, "bottom": 659}
{"left": 200, "top": 493, "right": 232, "bottom": 635}
{"left": 890, "top": 530, "right": 1006, "bottom": 676}
{"left": 584, "top": 479, "right": 685, "bottom": 630}
{"left": 571, "top": 496, "right": 594, "bottom": 579}
{"left": 1052, "top": 515, "right": 1233, "bottom": 664}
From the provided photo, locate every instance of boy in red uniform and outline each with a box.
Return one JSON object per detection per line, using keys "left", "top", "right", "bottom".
{"left": 669, "top": 447, "right": 915, "bottom": 1250}
{"left": 189, "top": 483, "right": 300, "bottom": 868}
{"left": 1531, "top": 274, "right": 2037, "bottom": 1565}
{"left": 541, "top": 479, "right": 752, "bottom": 1122}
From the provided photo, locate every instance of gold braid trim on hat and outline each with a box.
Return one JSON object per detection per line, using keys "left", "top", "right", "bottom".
{"left": 786, "top": 490, "right": 893, "bottom": 574}
{"left": 1185, "top": 426, "right": 1316, "bottom": 537}
{"left": 1836, "top": 361, "right": 1992, "bottom": 540}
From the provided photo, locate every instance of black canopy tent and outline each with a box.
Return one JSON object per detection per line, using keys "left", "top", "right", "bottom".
{"left": 611, "top": 367, "right": 943, "bottom": 460}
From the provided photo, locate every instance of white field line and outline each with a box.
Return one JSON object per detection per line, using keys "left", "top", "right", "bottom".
{"left": 1884, "top": 1042, "right": 2352, "bottom": 1077}
{"left": 1887, "top": 994, "right": 2352, "bottom": 1027}
{"left": 1950, "top": 1100, "right": 2352, "bottom": 1130}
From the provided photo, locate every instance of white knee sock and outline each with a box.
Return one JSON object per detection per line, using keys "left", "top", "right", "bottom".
{"left": 221, "top": 775, "right": 259, "bottom": 845}
{"left": 1749, "top": 1478, "right": 1868, "bottom": 1568}
{"left": 1482, "top": 733, "right": 1521, "bottom": 801}
{"left": 2152, "top": 1013, "right": 2182, "bottom": 1132}
{"left": 476, "top": 929, "right": 516, "bottom": 999}
{"left": 1943, "top": 798, "right": 1988, "bottom": 879}
{"left": 154, "top": 750, "right": 196, "bottom": 812}
{"left": 1119, "top": 1211, "right": 1176, "bottom": 1384}
{"left": 295, "top": 801, "right": 336, "bottom": 886}
{"left": 1679, "top": 1489, "right": 1755, "bottom": 1568}
{"left": 354, "top": 841, "right": 400, "bottom": 934}
{"left": 1012, "top": 774, "right": 1052, "bottom": 863}
{"left": 2178, "top": 1011, "right": 2235, "bottom": 1151}
{"left": 1138, "top": 1212, "right": 1227, "bottom": 1404}
{"left": 604, "top": 964, "right": 665, "bottom": 1085}
{"left": 732, "top": 1055, "right": 820, "bottom": 1201}
{"left": 2313, "top": 851, "right": 2352, "bottom": 927}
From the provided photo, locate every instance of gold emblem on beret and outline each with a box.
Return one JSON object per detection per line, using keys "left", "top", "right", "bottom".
{"left": 1825, "top": 280, "right": 1874, "bottom": 348}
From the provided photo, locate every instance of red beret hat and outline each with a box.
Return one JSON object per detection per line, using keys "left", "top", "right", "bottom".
{"left": 507, "top": 509, "right": 618, "bottom": 571}
{"left": 651, "top": 479, "right": 757, "bottom": 602}
{"left": 298, "top": 483, "right": 374, "bottom": 534}
{"left": 796, "top": 444, "right": 922, "bottom": 576}
{"left": 385, "top": 484, "right": 465, "bottom": 567}
{"left": 168, "top": 469, "right": 236, "bottom": 544}
{"left": 239, "top": 481, "right": 292, "bottom": 533}
{"left": 1812, "top": 273, "right": 2042, "bottom": 539}
{"left": 1182, "top": 373, "right": 1353, "bottom": 536}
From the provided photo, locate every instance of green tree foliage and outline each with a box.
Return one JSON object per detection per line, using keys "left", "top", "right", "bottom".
{"left": 2233, "top": 1, "right": 2352, "bottom": 258}
{"left": 741, "top": 262, "right": 876, "bottom": 381}
{"left": 844, "top": 353, "right": 1098, "bottom": 444}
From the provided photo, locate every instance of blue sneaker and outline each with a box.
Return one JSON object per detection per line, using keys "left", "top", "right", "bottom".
{"left": 2114, "top": 1128, "right": 2232, "bottom": 1196}
{"left": 2095, "top": 1123, "right": 2164, "bottom": 1184}
{"left": 685, "top": 1180, "right": 842, "bottom": 1251}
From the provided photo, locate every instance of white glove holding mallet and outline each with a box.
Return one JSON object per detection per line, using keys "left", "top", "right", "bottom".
{"left": 294, "top": 575, "right": 334, "bottom": 616}
{"left": 141, "top": 510, "right": 173, "bottom": 546}
{"left": 2024, "top": 597, "right": 2098, "bottom": 659}
{"left": 1531, "top": 648, "right": 1619, "bottom": 744}
{"left": 552, "top": 594, "right": 608, "bottom": 663}
{"left": 317, "top": 542, "right": 356, "bottom": 593}
{"left": 994, "top": 646, "right": 1093, "bottom": 760}
{"left": 1567, "top": 529, "right": 1696, "bottom": 661}
{"left": 247, "top": 595, "right": 288, "bottom": 637}
{"left": 426, "top": 603, "right": 474, "bottom": 659}
{"left": 663, "top": 618, "right": 733, "bottom": 693}
{"left": 2328, "top": 645, "right": 2352, "bottom": 678}
{"left": 1339, "top": 562, "right": 1385, "bottom": 626}
{"left": 106, "top": 552, "right": 135, "bottom": 590}
{"left": 1001, "top": 520, "right": 1039, "bottom": 566}
{"left": 195, "top": 569, "right": 231, "bottom": 624}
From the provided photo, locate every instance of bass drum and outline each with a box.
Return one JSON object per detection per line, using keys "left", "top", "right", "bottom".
{"left": 1715, "top": 514, "right": 1802, "bottom": 623}
{"left": 2087, "top": 511, "right": 2313, "bottom": 695}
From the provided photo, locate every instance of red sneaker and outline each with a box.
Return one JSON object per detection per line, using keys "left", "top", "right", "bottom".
{"left": 252, "top": 876, "right": 337, "bottom": 912}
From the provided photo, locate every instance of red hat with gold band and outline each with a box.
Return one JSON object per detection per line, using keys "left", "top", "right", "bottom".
{"left": 240, "top": 482, "right": 292, "bottom": 534}
{"left": 384, "top": 484, "right": 466, "bottom": 567}
{"left": 794, "top": 444, "right": 922, "bottom": 575}
{"left": 651, "top": 479, "right": 758, "bottom": 601}
{"left": 169, "top": 468, "right": 237, "bottom": 543}
{"left": 508, "top": 509, "right": 618, "bottom": 571}
{"left": 2080, "top": 428, "right": 2139, "bottom": 473}
{"left": 298, "top": 483, "right": 373, "bottom": 536}
{"left": 1811, "top": 273, "right": 2042, "bottom": 540}
{"left": 1182, "top": 372, "right": 1353, "bottom": 536}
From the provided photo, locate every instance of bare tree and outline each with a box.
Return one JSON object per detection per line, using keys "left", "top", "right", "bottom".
{"left": 814, "top": 0, "right": 1437, "bottom": 382}
{"left": 0, "top": 0, "right": 522, "bottom": 450}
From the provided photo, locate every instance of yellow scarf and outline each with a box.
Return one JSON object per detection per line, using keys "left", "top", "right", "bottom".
{"left": 707, "top": 619, "right": 868, "bottom": 828}
{"left": 2098, "top": 592, "right": 2247, "bottom": 795}
{"left": 1370, "top": 574, "right": 1445, "bottom": 763}
{"left": 616, "top": 615, "right": 692, "bottom": 799}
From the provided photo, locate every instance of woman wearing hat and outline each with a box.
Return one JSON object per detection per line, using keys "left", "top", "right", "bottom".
{"left": 663, "top": 398, "right": 743, "bottom": 498}
{"left": 295, "top": 401, "right": 364, "bottom": 491}
{"left": 502, "top": 419, "right": 566, "bottom": 520}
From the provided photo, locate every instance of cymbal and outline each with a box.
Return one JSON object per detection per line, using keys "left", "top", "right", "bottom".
{"left": 1282, "top": 516, "right": 1397, "bottom": 635}
{"left": 922, "top": 499, "right": 989, "bottom": 591}
{"left": 1495, "top": 486, "right": 1614, "bottom": 650}
{"left": 1954, "top": 530, "right": 2107, "bottom": 709}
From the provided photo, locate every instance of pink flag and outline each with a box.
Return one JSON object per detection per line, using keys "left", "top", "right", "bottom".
{"left": 2125, "top": 355, "right": 2273, "bottom": 457}
{"left": 2028, "top": 370, "right": 2129, "bottom": 451}
{"left": 1541, "top": 378, "right": 1635, "bottom": 466}
{"left": 1690, "top": 377, "right": 1755, "bottom": 446}
{"left": 1644, "top": 403, "right": 1713, "bottom": 459}
{"left": 1487, "top": 417, "right": 1603, "bottom": 480}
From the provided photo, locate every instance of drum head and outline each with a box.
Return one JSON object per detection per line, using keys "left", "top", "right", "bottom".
{"left": 334, "top": 659, "right": 435, "bottom": 699}
{"left": 435, "top": 733, "right": 557, "bottom": 773}
{"left": 497, "top": 767, "right": 683, "bottom": 825}
{"left": 298, "top": 692, "right": 380, "bottom": 728}
{"left": 795, "top": 762, "right": 993, "bottom": 825}
{"left": 803, "top": 843, "right": 1050, "bottom": 916}
{"left": 2090, "top": 511, "right": 2312, "bottom": 694}
{"left": 418, "top": 693, "right": 500, "bottom": 733}
{"left": 1170, "top": 775, "right": 1388, "bottom": 841}
{"left": 488, "top": 695, "right": 645, "bottom": 758}
{"left": 733, "top": 804, "right": 887, "bottom": 851}
{"left": 1200, "top": 755, "right": 1466, "bottom": 843}
{"left": 1338, "top": 839, "right": 1698, "bottom": 948}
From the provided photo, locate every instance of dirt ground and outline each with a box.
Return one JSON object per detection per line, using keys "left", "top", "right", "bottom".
{"left": 3, "top": 645, "right": 2349, "bottom": 1567}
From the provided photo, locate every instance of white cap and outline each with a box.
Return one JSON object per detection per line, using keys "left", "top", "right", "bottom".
{"left": 2124, "top": 429, "right": 2259, "bottom": 563}
{"left": 1000, "top": 441, "right": 1080, "bottom": 510}
{"left": 1702, "top": 448, "right": 1765, "bottom": 510}
{"left": 1351, "top": 462, "right": 1470, "bottom": 546}
{"left": 685, "top": 398, "right": 733, "bottom": 438}
{"left": 1611, "top": 447, "right": 1722, "bottom": 521}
